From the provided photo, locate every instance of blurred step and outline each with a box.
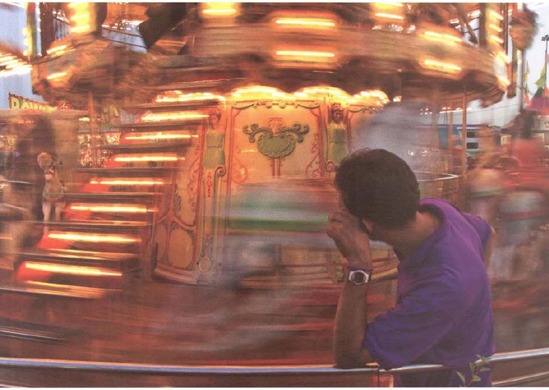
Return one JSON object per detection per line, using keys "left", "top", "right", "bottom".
{"left": 0, "top": 280, "right": 112, "bottom": 299}
{"left": 15, "top": 248, "right": 139, "bottom": 269}
{"left": 0, "top": 317, "right": 78, "bottom": 343}
{"left": 75, "top": 167, "right": 177, "bottom": 177}
{"left": 64, "top": 192, "right": 161, "bottom": 204}
{"left": 101, "top": 142, "right": 191, "bottom": 152}
{"left": 86, "top": 177, "right": 171, "bottom": 190}
{"left": 118, "top": 120, "right": 203, "bottom": 129}
{"left": 35, "top": 221, "right": 149, "bottom": 234}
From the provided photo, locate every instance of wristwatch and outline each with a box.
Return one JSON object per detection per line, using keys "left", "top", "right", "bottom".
{"left": 348, "top": 268, "right": 373, "bottom": 285}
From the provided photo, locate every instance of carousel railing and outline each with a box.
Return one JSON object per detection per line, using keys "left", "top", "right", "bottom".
{"left": 0, "top": 347, "right": 547, "bottom": 386}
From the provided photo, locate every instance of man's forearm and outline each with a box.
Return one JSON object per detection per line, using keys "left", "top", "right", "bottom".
{"left": 333, "top": 271, "right": 371, "bottom": 368}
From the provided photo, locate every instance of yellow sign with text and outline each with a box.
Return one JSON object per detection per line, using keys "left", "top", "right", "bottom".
{"left": 8, "top": 93, "right": 55, "bottom": 112}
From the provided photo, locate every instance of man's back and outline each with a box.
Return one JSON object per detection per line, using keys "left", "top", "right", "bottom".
{"left": 365, "top": 198, "right": 495, "bottom": 386}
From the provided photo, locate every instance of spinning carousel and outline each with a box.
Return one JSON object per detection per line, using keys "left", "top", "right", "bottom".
{"left": 0, "top": 2, "right": 536, "bottom": 386}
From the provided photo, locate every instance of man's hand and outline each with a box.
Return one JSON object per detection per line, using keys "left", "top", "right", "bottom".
{"left": 327, "top": 210, "right": 372, "bottom": 268}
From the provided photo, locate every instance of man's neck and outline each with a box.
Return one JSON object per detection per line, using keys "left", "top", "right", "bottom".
{"left": 385, "top": 211, "right": 440, "bottom": 258}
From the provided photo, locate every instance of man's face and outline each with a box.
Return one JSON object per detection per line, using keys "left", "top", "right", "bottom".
{"left": 337, "top": 191, "right": 381, "bottom": 241}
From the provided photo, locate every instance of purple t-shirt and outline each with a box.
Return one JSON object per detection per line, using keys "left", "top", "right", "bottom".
{"left": 364, "top": 198, "right": 495, "bottom": 387}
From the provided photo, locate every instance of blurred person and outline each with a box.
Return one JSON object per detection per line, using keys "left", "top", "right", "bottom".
{"left": 327, "top": 149, "right": 495, "bottom": 387}
{"left": 509, "top": 110, "right": 546, "bottom": 168}
{"left": 37, "top": 152, "right": 65, "bottom": 226}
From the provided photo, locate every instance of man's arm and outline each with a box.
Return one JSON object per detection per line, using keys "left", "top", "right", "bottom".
{"left": 327, "top": 209, "right": 374, "bottom": 368}
{"left": 333, "top": 271, "right": 374, "bottom": 368}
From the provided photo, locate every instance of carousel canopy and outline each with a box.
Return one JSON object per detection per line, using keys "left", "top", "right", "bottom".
{"left": 26, "top": 3, "right": 532, "bottom": 110}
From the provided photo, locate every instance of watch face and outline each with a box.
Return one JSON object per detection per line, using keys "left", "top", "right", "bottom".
{"left": 353, "top": 272, "right": 365, "bottom": 283}
{"left": 349, "top": 270, "right": 370, "bottom": 285}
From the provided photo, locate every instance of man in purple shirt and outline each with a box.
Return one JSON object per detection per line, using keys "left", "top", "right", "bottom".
{"left": 327, "top": 149, "right": 495, "bottom": 387}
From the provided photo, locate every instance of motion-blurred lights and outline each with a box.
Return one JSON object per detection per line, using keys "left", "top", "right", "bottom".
{"left": 113, "top": 154, "right": 182, "bottom": 162}
{"left": 48, "top": 232, "right": 141, "bottom": 244}
{"left": 141, "top": 112, "right": 208, "bottom": 122}
{"left": 275, "top": 50, "right": 336, "bottom": 59}
{"left": 125, "top": 132, "right": 197, "bottom": 141}
{"left": 422, "top": 59, "right": 462, "bottom": 74}
{"left": 47, "top": 72, "right": 68, "bottom": 80}
{"left": 23, "top": 262, "right": 122, "bottom": 277}
{"left": 374, "top": 13, "right": 404, "bottom": 20}
{"left": 275, "top": 18, "right": 336, "bottom": 28}
{"left": 90, "top": 178, "right": 165, "bottom": 186}
{"left": 202, "top": 3, "right": 238, "bottom": 18}
{"left": 489, "top": 35, "right": 504, "bottom": 45}
{"left": 155, "top": 92, "right": 226, "bottom": 103}
{"left": 70, "top": 203, "right": 151, "bottom": 213}
{"left": 422, "top": 31, "right": 462, "bottom": 45}
{"left": 489, "top": 10, "right": 504, "bottom": 21}
{"left": 46, "top": 45, "right": 68, "bottom": 56}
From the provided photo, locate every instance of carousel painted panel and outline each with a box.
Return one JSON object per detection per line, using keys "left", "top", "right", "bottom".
{"left": 153, "top": 120, "right": 204, "bottom": 283}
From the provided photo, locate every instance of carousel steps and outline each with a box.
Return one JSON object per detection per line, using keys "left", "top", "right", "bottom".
{"left": 0, "top": 317, "right": 78, "bottom": 343}
{"left": 14, "top": 249, "right": 140, "bottom": 281}
{"left": 0, "top": 280, "right": 111, "bottom": 299}
{"left": 118, "top": 120, "right": 203, "bottom": 129}
{"left": 75, "top": 167, "right": 177, "bottom": 177}
{"left": 64, "top": 192, "right": 162, "bottom": 204}
{"left": 101, "top": 142, "right": 191, "bottom": 152}
{"left": 34, "top": 221, "right": 148, "bottom": 234}
{"left": 14, "top": 248, "right": 138, "bottom": 268}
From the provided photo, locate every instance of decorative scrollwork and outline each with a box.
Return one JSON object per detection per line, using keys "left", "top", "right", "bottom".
{"left": 186, "top": 154, "right": 201, "bottom": 213}
{"left": 243, "top": 122, "right": 309, "bottom": 159}
{"left": 305, "top": 132, "right": 322, "bottom": 178}
{"left": 325, "top": 160, "right": 337, "bottom": 172}
{"left": 232, "top": 147, "right": 249, "bottom": 184}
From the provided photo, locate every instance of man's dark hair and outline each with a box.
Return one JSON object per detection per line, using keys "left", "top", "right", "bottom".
{"left": 334, "top": 149, "right": 420, "bottom": 228}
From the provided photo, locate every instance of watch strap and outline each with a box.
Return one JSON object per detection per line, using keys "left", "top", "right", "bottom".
{"left": 347, "top": 266, "right": 373, "bottom": 273}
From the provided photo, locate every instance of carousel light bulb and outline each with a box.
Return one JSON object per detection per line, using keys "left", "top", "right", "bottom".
{"left": 46, "top": 45, "right": 68, "bottom": 55}
{"left": 489, "top": 23, "right": 503, "bottom": 33}
{"left": 203, "top": 8, "right": 236, "bottom": 16}
{"left": 0, "top": 59, "right": 18, "bottom": 66}
{"left": 422, "top": 59, "right": 462, "bottom": 74}
{"left": 125, "top": 133, "right": 196, "bottom": 141}
{"left": 141, "top": 112, "right": 208, "bottom": 122}
{"left": 275, "top": 50, "right": 336, "bottom": 58}
{"left": 489, "top": 35, "right": 504, "bottom": 44}
{"left": 374, "top": 13, "right": 404, "bottom": 20}
{"left": 47, "top": 72, "right": 68, "bottom": 80}
{"left": 90, "top": 178, "right": 166, "bottom": 186}
{"left": 275, "top": 18, "right": 336, "bottom": 28}
{"left": 113, "top": 154, "right": 182, "bottom": 162}
{"left": 71, "top": 13, "right": 89, "bottom": 21}
{"left": 48, "top": 232, "right": 141, "bottom": 244}
{"left": 23, "top": 262, "right": 123, "bottom": 277}
{"left": 202, "top": 3, "right": 238, "bottom": 17}
{"left": 69, "top": 203, "right": 151, "bottom": 213}
{"left": 422, "top": 31, "right": 462, "bottom": 45}
{"left": 71, "top": 25, "right": 91, "bottom": 33}
{"left": 489, "top": 10, "right": 504, "bottom": 21}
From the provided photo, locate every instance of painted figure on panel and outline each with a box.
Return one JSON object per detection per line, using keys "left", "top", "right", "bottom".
{"left": 326, "top": 102, "right": 349, "bottom": 167}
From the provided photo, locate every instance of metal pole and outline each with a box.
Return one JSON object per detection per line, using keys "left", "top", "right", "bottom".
{"left": 543, "top": 35, "right": 549, "bottom": 112}
{"left": 461, "top": 88, "right": 467, "bottom": 176}
{"left": 519, "top": 50, "right": 526, "bottom": 111}
{"left": 448, "top": 111, "right": 454, "bottom": 173}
